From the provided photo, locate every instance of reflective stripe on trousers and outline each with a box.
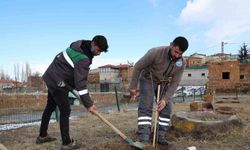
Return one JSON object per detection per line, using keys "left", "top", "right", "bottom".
{"left": 137, "top": 76, "right": 172, "bottom": 136}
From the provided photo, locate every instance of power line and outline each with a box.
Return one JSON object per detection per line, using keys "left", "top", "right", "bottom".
{"left": 192, "top": 44, "right": 220, "bottom": 54}
{"left": 189, "top": 42, "right": 250, "bottom": 55}
{"left": 226, "top": 42, "right": 250, "bottom": 45}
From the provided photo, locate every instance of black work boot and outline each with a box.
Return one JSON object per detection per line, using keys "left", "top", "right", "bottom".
{"left": 61, "top": 139, "right": 80, "bottom": 150}
{"left": 139, "top": 134, "right": 150, "bottom": 145}
{"left": 36, "top": 134, "right": 56, "bottom": 144}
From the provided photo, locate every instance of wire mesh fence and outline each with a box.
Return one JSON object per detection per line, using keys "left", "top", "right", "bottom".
{"left": 1, "top": 84, "right": 246, "bottom": 130}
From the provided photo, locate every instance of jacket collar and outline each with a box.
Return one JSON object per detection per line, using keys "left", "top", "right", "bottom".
{"left": 80, "top": 40, "right": 94, "bottom": 63}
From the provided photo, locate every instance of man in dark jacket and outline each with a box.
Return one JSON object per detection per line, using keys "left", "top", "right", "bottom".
{"left": 36, "top": 35, "right": 108, "bottom": 150}
{"left": 129, "top": 36, "right": 188, "bottom": 147}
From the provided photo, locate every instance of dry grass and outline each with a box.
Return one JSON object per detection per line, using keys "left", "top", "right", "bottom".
{"left": 0, "top": 98, "right": 250, "bottom": 150}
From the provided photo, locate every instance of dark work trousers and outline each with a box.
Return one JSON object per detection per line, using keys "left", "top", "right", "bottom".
{"left": 39, "top": 86, "right": 71, "bottom": 145}
{"left": 137, "top": 76, "right": 172, "bottom": 141}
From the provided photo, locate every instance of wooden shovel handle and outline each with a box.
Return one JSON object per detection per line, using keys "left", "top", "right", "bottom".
{"left": 64, "top": 83, "right": 129, "bottom": 141}
{"left": 0, "top": 144, "right": 8, "bottom": 150}
{"left": 153, "top": 84, "right": 161, "bottom": 147}
{"left": 92, "top": 110, "right": 128, "bottom": 140}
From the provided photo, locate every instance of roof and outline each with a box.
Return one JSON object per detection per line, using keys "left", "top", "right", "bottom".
{"left": 116, "top": 64, "right": 132, "bottom": 69}
{"left": 0, "top": 79, "right": 20, "bottom": 84}
{"left": 186, "top": 65, "right": 208, "bottom": 69}
{"left": 98, "top": 64, "right": 132, "bottom": 69}
{"left": 98, "top": 64, "right": 118, "bottom": 69}
{"left": 190, "top": 53, "right": 206, "bottom": 57}
{"left": 211, "top": 53, "right": 231, "bottom": 56}
{"left": 187, "top": 56, "right": 202, "bottom": 60}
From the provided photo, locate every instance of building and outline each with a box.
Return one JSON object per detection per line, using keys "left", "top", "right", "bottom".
{"left": 180, "top": 53, "right": 208, "bottom": 86}
{"left": 88, "top": 71, "right": 100, "bottom": 84}
{"left": 190, "top": 53, "right": 206, "bottom": 64}
{"left": 117, "top": 64, "right": 133, "bottom": 92}
{"left": 190, "top": 53, "right": 206, "bottom": 58}
{"left": 238, "top": 63, "right": 250, "bottom": 91}
{"left": 27, "top": 76, "right": 46, "bottom": 91}
{"left": 0, "top": 79, "right": 22, "bottom": 92}
{"left": 205, "top": 53, "right": 238, "bottom": 63}
{"left": 98, "top": 64, "right": 120, "bottom": 92}
{"left": 186, "top": 56, "right": 203, "bottom": 67}
{"left": 117, "top": 64, "right": 133, "bottom": 82}
{"left": 180, "top": 66, "right": 208, "bottom": 86}
{"left": 206, "top": 60, "right": 250, "bottom": 93}
{"left": 98, "top": 64, "right": 120, "bottom": 83}
{"left": 87, "top": 69, "right": 100, "bottom": 92}
{"left": 94, "top": 64, "right": 134, "bottom": 92}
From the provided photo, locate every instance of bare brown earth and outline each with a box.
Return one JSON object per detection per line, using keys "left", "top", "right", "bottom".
{"left": 0, "top": 98, "right": 250, "bottom": 150}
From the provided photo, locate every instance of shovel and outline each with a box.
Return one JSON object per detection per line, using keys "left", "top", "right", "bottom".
{"left": 0, "top": 143, "right": 8, "bottom": 150}
{"left": 58, "top": 81, "right": 146, "bottom": 149}
{"left": 92, "top": 110, "right": 145, "bottom": 149}
{"left": 152, "top": 84, "right": 160, "bottom": 147}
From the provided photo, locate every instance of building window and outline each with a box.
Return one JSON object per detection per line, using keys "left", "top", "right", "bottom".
{"left": 240, "top": 75, "right": 244, "bottom": 79}
{"left": 222, "top": 72, "right": 230, "bottom": 79}
{"left": 188, "top": 73, "right": 191, "bottom": 77}
{"left": 201, "top": 73, "right": 205, "bottom": 77}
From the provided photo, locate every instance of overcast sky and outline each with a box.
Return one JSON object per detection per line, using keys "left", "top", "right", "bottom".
{"left": 1, "top": 0, "right": 250, "bottom": 78}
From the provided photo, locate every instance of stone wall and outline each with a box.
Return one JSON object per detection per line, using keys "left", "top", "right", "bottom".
{"left": 207, "top": 61, "right": 240, "bottom": 92}
{"left": 0, "top": 94, "right": 47, "bottom": 109}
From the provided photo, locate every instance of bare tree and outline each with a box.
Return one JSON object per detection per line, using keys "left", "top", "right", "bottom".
{"left": 14, "top": 63, "right": 20, "bottom": 81}
{"left": 0, "top": 68, "right": 11, "bottom": 80}
{"left": 14, "top": 63, "right": 22, "bottom": 93}
{"left": 5, "top": 74, "right": 11, "bottom": 80}
{"left": 25, "top": 62, "right": 31, "bottom": 82}
{"left": 0, "top": 68, "right": 4, "bottom": 80}
{"left": 21, "top": 65, "right": 25, "bottom": 82}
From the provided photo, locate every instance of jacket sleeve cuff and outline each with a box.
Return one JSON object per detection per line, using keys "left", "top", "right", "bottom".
{"left": 80, "top": 94, "right": 93, "bottom": 108}
{"left": 163, "top": 95, "right": 175, "bottom": 102}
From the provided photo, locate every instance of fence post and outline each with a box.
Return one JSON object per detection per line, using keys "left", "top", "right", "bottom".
{"left": 114, "top": 86, "right": 120, "bottom": 112}
{"left": 193, "top": 89, "right": 196, "bottom": 100}
{"left": 181, "top": 86, "right": 185, "bottom": 102}
{"left": 200, "top": 88, "right": 203, "bottom": 99}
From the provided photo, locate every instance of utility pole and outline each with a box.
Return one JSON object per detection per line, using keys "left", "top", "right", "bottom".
{"left": 221, "top": 41, "right": 228, "bottom": 54}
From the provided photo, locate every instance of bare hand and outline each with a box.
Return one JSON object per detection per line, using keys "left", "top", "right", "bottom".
{"left": 129, "top": 89, "right": 139, "bottom": 100}
{"left": 87, "top": 104, "right": 97, "bottom": 113}
{"left": 157, "top": 100, "right": 166, "bottom": 112}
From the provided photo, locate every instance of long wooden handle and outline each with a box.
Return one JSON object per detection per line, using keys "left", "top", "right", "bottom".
{"left": 92, "top": 110, "right": 128, "bottom": 140}
{"left": 65, "top": 83, "right": 129, "bottom": 141}
{"left": 70, "top": 89, "right": 128, "bottom": 140}
{"left": 0, "top": 144, "right": 8, "bottom": 150}
{"left": 153, "top": 84, "right": 161, "bottom": 147}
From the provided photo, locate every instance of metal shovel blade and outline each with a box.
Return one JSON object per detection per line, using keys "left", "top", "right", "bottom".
{"left": 125, "top": 138, "right": 146, "bottom": 149}
{"left": 93, "top": 111, "right": 146, "bottom": 149}
{"left": 60, "top": 81, "right": 146, "bottom": 149}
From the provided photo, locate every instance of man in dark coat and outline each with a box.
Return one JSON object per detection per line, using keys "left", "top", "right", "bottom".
{"left": 36, "top": 35, "right": 108, "bottom": 150}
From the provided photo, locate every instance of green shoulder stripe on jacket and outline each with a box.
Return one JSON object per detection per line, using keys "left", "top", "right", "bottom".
{"left": 66, "top": 48, "right": 89, "bottom": 64}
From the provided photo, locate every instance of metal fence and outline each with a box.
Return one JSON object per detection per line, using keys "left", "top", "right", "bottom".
{"left": 2, "top": 85, "right": 246, "bottom": 130}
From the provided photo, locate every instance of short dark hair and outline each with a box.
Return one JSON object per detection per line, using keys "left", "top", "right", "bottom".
{"left": 92, "top": 35, "right": 109, "bottom": 52}
{"left": 173, "top": 36, "right": 188, "bottom": 52}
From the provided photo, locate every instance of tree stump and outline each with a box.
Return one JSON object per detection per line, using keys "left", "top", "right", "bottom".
{"left": 172, "top": 111, "right": 242, "bottom": 137}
